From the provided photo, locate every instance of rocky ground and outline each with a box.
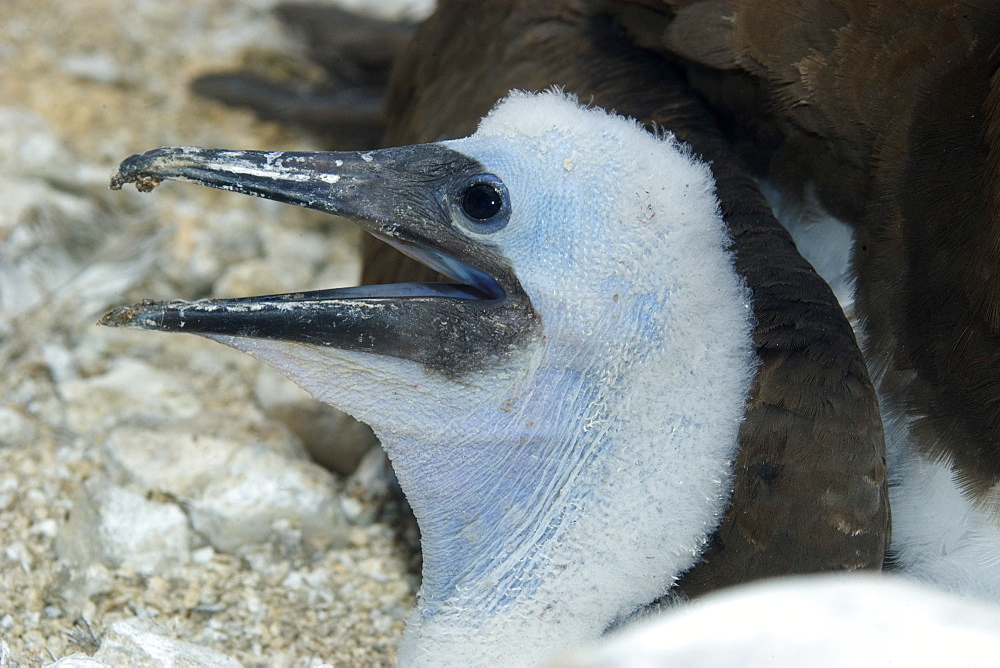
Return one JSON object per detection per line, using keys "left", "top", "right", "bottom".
{"left": 0, "top": 1, "right": 432, "bottom": 665}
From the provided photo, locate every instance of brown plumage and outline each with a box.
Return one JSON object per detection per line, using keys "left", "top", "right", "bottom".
{"left": 614, "top": 0, "right": 1000, "bottom": 499}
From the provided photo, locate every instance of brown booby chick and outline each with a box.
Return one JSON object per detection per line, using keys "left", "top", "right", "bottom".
{"left": 600, "top": 0, "right": 1000, "bottom": 597}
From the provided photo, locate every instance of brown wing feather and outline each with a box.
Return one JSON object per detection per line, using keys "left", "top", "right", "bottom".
{"left": 616, "top": 0, "right": 1000, "bottom": 497}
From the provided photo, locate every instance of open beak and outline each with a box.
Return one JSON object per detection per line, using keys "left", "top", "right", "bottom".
{"left": 100, "top": 144, "right": 538, "bottom": 375}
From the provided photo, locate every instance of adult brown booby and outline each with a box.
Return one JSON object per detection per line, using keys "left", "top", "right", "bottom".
{"left": 600, "top": 0, "right": 1000, "bottom": 596}
{"left": 103, "top": 87, "right": 885, "bottom": 663}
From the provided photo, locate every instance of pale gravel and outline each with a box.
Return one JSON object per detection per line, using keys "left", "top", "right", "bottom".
{"left": 0, "top": 1, "right": 428, "bottom": 665}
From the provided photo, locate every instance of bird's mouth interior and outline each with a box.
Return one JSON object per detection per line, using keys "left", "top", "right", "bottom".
{"left": 170, "top": 241, "right": 502, "bottom": 313}
{"left": 362, "top": 233, "right": 505, "bottom": 302}
{"left": 107, "top": 230, "right": 505, "bottom": 314}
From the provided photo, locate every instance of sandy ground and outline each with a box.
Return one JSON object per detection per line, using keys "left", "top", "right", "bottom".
{"left": 0, "top": 1, "right": 431, "bottom": 665}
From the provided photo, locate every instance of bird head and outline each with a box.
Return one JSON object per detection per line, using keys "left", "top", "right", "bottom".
{"left": 102, "top": 91, "right": 756, "bottom": 664}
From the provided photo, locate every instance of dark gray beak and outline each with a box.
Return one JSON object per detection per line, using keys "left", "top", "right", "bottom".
{"left": 101, "top": 145, "right": 539, "bottom": 375}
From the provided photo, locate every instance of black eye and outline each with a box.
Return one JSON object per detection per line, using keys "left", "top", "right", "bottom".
{"left": 455, "top": 174, "right": 509, "bottom": 233}
{"left": 462, "top": 182, "right": 503, "bottom": 220}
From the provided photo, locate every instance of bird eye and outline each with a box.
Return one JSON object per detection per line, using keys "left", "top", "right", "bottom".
{"left": 456, "top": 175, "right": 509, "bottom": 232}
{"left": 462, "top": 182, "right": 503, "bottom": 220}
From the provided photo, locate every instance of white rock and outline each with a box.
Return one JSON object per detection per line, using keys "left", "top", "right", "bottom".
{"left": 348, "top": 446, "right": 396, "bottom": 497}
{"left": 0, "top": 107, "right": 61, "bottom": 176}
{"left": 58, "top": 52, "right": 124, "bottom": 85}
{"left": 50, "top": 563, "right": 115, "bottom": 618}
{"left": 187, "top": 449, "right": 347, "bottom": 555}
{"left": 100, "top": 412, "right": 346, "bottom": 556}
{"left": 55, "top": 480, "right": 190, "bottom": 575}
{"left": 59, "top": 358, "right": 203, "bottom": 434}
{"left": 0, "top": 405, "right": 36, "bottom": 448}
{"left": 311, "top": 237, "right": 363, "bottom": 293}
{"left": 101, "top": 413, "right": 305, "bottom": 499}
{"left": 45, "top": 653, "right": 110, "bottom": 668}
{"left": 92, "top": 620, "right": 242, "bottom": 668}
{"left": 0, "top": 176, "right": 101, "bottom": 317}
{"left": 43, "top": 344, "right": 79, "bottom": 384}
